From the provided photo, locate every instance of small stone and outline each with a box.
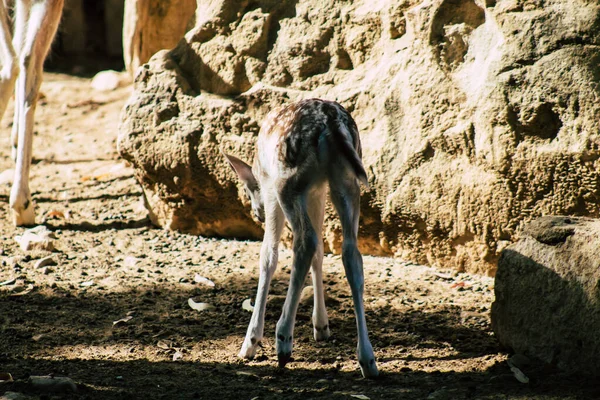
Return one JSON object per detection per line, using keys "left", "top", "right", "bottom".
{"left": 28, "top": 375, "right": 77, "bottom": 393}
{"left": 300, "top": 285, "right": 329, "bottom": 307}
{"left": 15, "top": 226, "right": 56, "bottom": 252}
{"left": 91, "top": 70, "right": 122, "bottom": 91}
{"left": 0, "top": 169, "right": 14, "bottom": 185}
{"left": 1, "top": 392, "right": 32, "bottom": 400}
{"left": 123, "top": 256, "right": 140, "bottom": 267}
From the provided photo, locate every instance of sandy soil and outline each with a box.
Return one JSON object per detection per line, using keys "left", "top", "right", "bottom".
{"left": 0, "top": 73, "right": 597, "bottom": 399}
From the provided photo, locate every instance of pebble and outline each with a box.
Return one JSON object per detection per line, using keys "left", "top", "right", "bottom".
{"left": 91, "top": 70, "right": 122, "bottom": 91}
{"left": 0, "top": 169, "right": 14, "bottom": 185}
{"left": 1, "top": 392, "right": 31, "bottom": 400}
{"left": 28, "top": 375, "right": 77, "bottom": 393}
{"left": 14, "top": 226, "right": 56, "bottom": 252}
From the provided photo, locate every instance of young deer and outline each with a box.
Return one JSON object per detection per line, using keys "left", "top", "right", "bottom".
{"left": 0, "top": 0, "right": 64, "bottom": 225}
{"left": 224, "top": 98, "right": 379, "bottom": 378}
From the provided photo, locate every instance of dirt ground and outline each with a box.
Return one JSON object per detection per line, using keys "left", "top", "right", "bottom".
{"left": 0, "top": 73, "right": 598, "bottom": 400}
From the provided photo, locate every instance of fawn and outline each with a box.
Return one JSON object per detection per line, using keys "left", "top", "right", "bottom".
{"left": 224, "top": 98, "right": 379, "bottom": 378}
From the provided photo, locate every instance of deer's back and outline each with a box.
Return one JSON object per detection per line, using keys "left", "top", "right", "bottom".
{"left": 256, "top": 99, "right": 361, "bottom": 179}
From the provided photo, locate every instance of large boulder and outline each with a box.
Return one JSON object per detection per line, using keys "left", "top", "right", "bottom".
{"left": 118, "top": 0, "right": 600, "bottom": 274}
{"left": 491, "top": 216, "right": 600, "bottom": 375}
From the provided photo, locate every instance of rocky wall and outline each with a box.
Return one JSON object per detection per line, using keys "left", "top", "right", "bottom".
{"left": 118, "top": 0, "right": 600, "bottom": 274}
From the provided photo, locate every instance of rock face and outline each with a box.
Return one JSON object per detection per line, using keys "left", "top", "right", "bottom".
{"left": 491, "top": 216, "right": 600, "bottom": 375}
{"left": 118, "top": 0, "right": 600, "bottom": 274}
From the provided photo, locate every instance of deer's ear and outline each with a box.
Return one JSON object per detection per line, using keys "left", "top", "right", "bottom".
{"left": 223, "top": 153, "right": 258, "bottom": 190}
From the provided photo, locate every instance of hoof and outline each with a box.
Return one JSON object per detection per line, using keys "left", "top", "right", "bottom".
{"left": 313, "top": 324, "right": 331, "bottom": 342}
{"left": 277, "top": 351, "right": 292, "bottom": 368}
{"left": 359, "top": 358, "right": 379, "bottom": 379}
{"left": 238, "top": 338, "right": 260, "bottom": 360}
{"left": 12, "top": 204, "right": 35, "bottom": 226}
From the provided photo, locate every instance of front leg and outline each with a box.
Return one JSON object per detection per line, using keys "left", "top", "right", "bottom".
{"left": 239, "top": 199, "right": 284, "bottom": 359}
{"left": 276, "top": 197, "right": 318, "bottom": 367}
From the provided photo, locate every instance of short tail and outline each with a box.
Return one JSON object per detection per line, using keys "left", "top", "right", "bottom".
{"left": 329, "top": 119, "right": 369, "bottom": 188}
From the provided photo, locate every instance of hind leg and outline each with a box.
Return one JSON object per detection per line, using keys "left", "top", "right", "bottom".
{"left": 307, "top": 186, "right": 330, "bottom": 341}
{"left": 329, "top": 173, "right": 378, "bottom": 378}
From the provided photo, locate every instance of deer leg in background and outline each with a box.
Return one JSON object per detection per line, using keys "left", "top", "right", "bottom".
{"left": 0, "top": 3, "right": 18, "bottom": 128}
{"left": 10, "top": 0, "right": 63, "bottom": 225}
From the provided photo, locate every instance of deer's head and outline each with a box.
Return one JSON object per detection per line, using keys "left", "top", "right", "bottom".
{"left": 223, "top": 153, "right": 265, "bottom": 223}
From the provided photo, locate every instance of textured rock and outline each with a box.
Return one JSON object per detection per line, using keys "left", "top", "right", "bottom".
{"left": 118, "top": 0, "right": 600, "bottom": 274}
{"left": 491, "top": 216, "right": 600, "bottom": 376}
{"left": 123, "top": 0, "right": 196, "bottom": 75}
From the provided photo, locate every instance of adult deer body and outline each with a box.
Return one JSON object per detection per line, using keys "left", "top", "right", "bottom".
{"left": 224, "top": 98, "right": 379, "bottom": 378}
{"left": 0, "top": 0, "right": 64, "bottom": 225}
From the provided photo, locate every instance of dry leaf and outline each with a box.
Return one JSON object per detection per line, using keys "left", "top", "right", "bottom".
{"left": 112, "top": 315, "right": 133, "bottom": 326}
{"left": 0, "top": 372, "right": 13, "bottom": 383}
{"left": 242, "top": 298, "right": 254, "bottom": 312}
{"left": 157, "top": 340, "right": 173, "bottom": 350}
{"left": 34, "top": 256, "right": 57, "bottom": 269}
{"left": 194, "top": 274, "right": 215, "bottom": 288}
{"left": 44, "top": 210, "right": 65, "bottom": 220}
{"left": 0, "top": 278, "right": 16, "bottom": 286}
{"left": 9, "top": 284, "right": 34, "bottom": 296}
{"left": 80, "top": 280, "right": 95, "bottom": 287}
{"left": 236, "top": 371, "right": 259, "bottom": 379}
{"left": 510, "top": 366, "right": 530, "bottom": 384}
{"left": 433, "top": 272, "right": 454, "bottom": 280}
{"left": 66, "top": 99, "right": 105, "bottom": 108}
{"left": 351, "top": 395, "right": 370, "bottom": 400}
{"left": 451, "top": 281, "right": 471, "bottom": 290}
{"left": 80, "top": 173, "right": 112, "bottom": 182}
{"left": 188, "top": 298, "right": 215, "bottom": 311}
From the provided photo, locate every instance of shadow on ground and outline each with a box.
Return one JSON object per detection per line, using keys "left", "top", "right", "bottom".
{"left": 1, "top": 273, "right": 599, "bottom": 400}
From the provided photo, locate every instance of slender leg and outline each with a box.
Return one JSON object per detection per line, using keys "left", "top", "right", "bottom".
{"left": 306, "top": 186, "right": 330, "bottom": 341}
{"left": 275, "top": 191, "right": 318, "bottom": 367}
{"left": 10, "top": 0, "right": 64, "bottom": 225}
{"left": 0, "top": 3, "right": 18, "bottom": 128}
{"left": 329, "top": 174, "right": 379, "bottom": 379}
{"left": 11, "top": 0, "right": 28, "bottom": 161}
{"left": 239, "top": 192, "right": 284, "bottom": 359}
